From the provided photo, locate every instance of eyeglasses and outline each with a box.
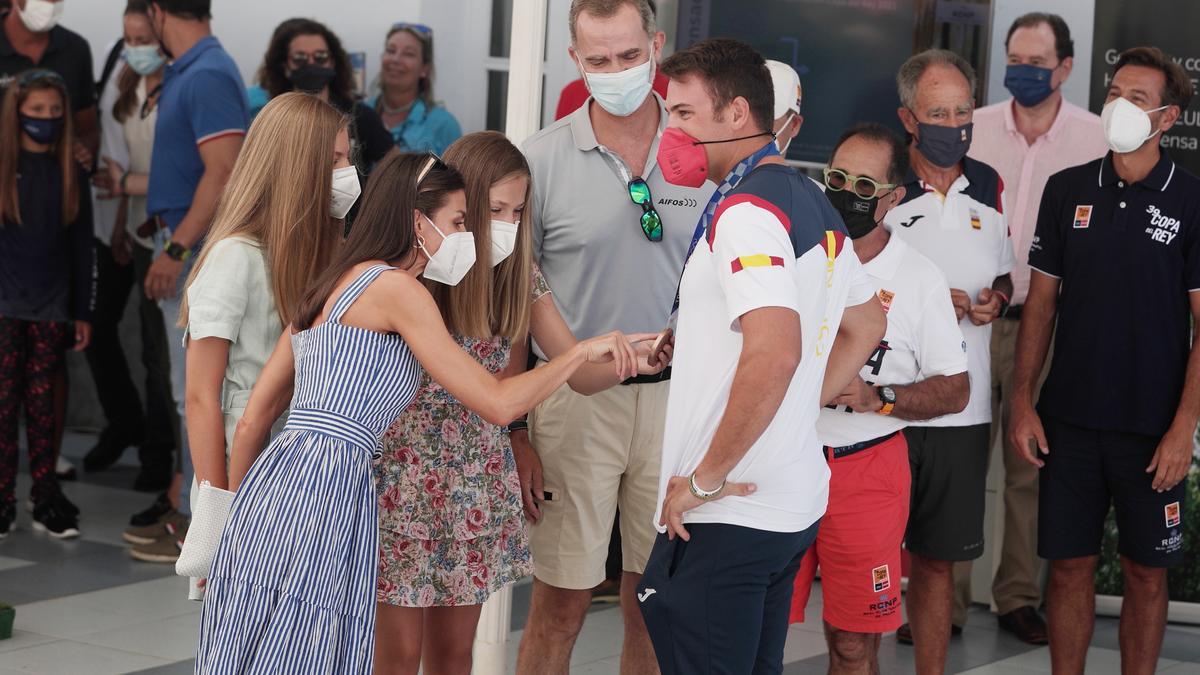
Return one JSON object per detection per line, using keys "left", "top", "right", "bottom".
{"left": 823, "top": 168, "right": 896, "bottom": 199}
{"left": 288, "top": 51, "right": 332, "bottom": 68}
{"left": 628, "top": 178, "right": 662, "bottom": 242}
{"left": 392, "top": 22, "right": 433, "bottom": 37}
{"left": 416, "top": 152, "right": 447, "bottom": 187}
{"left": 17, "top": 69, "right": 65, "bottom": 87}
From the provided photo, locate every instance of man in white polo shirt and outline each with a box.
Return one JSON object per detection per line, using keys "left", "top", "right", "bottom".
{"left": 883, "top": 49, "right": 1016, "bottom": 674}
{"left": 514, "top": 1, "right": 710, "bottom": 671}
{"left": 636, "top": 38, "right": 886, "bottom": 674}
{"left": 789, "top": 122, "right": 969, "bottom": 675}
{"left": 955, "top": 12, "right": 1107, "bottom": 644}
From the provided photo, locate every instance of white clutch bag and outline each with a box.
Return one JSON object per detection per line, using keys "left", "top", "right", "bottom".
{"left": 176, "top": 480, "right": 236, "bottom": 579}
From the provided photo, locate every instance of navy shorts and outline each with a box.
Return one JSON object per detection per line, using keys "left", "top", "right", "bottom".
{"left": 1038, "top": 416, "right": 1186, "bottom": 567}
{"left": 636, "top": 521, "right": 819, "bottom": 674}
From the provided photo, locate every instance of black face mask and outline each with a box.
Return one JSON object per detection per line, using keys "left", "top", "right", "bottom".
{"left": 289, "top": 65, "right": 336, "bottom": 94}
{"left": 826, "top": 188, "right": 883, "bottom": 240}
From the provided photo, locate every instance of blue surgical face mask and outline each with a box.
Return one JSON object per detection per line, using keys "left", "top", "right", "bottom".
{"left": 19, "top": 115, "right": 64, "bottom": 145}
{"left": 1004, "top": 63, "right": 1056, "bottom": 108}
{"left": 913, "top": 118, "right": 973, "bottom": 169}
{"left": 124, "top": 43, "right": 166, "bottom": 76}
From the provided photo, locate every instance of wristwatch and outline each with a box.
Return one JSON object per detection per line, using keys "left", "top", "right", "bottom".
{"left": 877, "top": 386, "right": 897, "bottom": 416}
{"left": 164, "top": 241, "right": 192, "bottom": 262}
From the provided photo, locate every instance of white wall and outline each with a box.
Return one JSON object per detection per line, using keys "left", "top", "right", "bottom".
{"left": 985, "top": 0, "right": 1095, "bottom": 108}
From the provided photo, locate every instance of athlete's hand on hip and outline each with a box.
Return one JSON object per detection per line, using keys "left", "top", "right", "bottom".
{"left": 1146, "top": 422, "right": 1192, "bottom": 492}
{"left": 1008, "top": 400, "right": 1048, "bottom": 468}
{"left": 658, "top": 473, "right": 756, "bottom": 542}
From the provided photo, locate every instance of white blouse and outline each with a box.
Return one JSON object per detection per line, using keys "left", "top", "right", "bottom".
{"left": 185, "top": 236, "right": 283, "bottom": 404}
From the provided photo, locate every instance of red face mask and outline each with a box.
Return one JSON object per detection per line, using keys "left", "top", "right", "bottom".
{"left": 656, "top": 127, "right": 776, "bottom": 188}
{"left": 656, "top": 127, "right": 710, "bottom": 188}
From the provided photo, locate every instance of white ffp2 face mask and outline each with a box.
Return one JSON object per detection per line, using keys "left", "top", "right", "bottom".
{"left": 578, "top": 45, "right": 655, "bottom": 118}
{"left": 774, "top": 112, "right": 796, "bottom": 155}
{"left": 330, "top": 165, "right": 361, "bottom": 219}
{"left": 18, "top": 0, "right": 63, "bottom": 32}
{"left": 1101, "top": 97, "right": 1167, "bottom": 154}
{"left": 419, "top": 216, "right": 476, "bottom": 286}
{"left": 490, "top": 219, "right": 518, "bottom": 267}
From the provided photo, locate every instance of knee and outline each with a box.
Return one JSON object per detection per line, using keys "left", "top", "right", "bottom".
{"left": 1050, "top": 557, "right": 1096, "bottom": 586}
{"left": 827, "top": 630, "right": 875, "bottom": 668}
{"left": 423, "top": 638, "right": 473, "bottom": 674}
{"left": 1122, "top": 559, "right": 1167, "bottom": 595}
{"left": 913, "top": 554, "right": 954, "bottom": 577}
{"left": 528, "top": 587, "right": 589, "bottom": 638}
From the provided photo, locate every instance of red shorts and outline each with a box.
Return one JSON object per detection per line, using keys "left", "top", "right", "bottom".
{"left": 790, "top": 432, "right": 911, "bottom": 633}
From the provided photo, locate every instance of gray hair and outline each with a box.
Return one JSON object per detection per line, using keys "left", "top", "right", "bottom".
{"left": 896, "top": 49, "right": 977, "bottom": 110}
{"left": 569, "top": 0, "right": 656, "bottom": 46}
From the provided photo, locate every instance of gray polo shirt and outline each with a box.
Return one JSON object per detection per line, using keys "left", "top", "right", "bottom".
{"left": 524, "top": 95, "right": 711, "bottom": 354}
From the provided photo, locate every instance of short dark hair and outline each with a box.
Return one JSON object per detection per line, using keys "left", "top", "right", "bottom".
{"left": 568, "top": 0, "right": 656, "bottom": 45}
{"left": 258, "top": 18, "right": 356, "bottom": 103}
{"left": 660, "top": 38, "right": 773, "bottom": 133}
{"left": 831, "top": 123, "right": 910, "bottom": 185}
{"left": 1115, "top": 46, "right": 1195, "bottom": 111}
{"left": 152, "top": 0, "right": 210, "bottom": 20}
{"left": 1005, "top": 12, "right": 1073, "bottom": 62}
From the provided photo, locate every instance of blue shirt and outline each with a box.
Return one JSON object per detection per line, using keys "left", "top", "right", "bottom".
{"left": 148, "top": 37, "right": 248, "bottom": 231}
{"left": 367, "top": 97, "right": 461, "bottom": 154}
{"left": 246, "top": 84, "right": 269, "bottom": 121}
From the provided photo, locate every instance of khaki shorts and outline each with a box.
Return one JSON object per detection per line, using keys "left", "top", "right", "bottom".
{"left": 527, "top": 378, "right": 668, "bottom": 589}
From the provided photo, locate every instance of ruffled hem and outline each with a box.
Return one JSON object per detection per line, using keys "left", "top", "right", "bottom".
{"left": 196, "top": 576, "right": 374, "bottom": 674}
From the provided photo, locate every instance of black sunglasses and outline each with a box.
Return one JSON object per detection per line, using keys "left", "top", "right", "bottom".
{"left": 627, "top": 177, "right": 662, "bottom": 242}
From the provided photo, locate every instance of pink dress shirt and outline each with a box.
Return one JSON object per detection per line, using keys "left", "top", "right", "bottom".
{"left": 969, "top": 98, "right": 1109, "bottom": 303}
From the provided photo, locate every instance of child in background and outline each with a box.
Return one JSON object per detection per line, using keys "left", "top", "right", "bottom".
{"left": 0, "top": 69, "right": 95, "bottom": 539}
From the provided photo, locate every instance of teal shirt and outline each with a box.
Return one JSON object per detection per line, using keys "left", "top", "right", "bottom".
{"left": 246, "top": 84, "right": 269, "bottom": 122}
{"left": 366, "top": 97, "right": 461, "bottom": 154}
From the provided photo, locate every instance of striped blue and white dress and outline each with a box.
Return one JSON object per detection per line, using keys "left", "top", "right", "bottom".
{"left": 195, "top": 265, "right": 421, "bottom": 674}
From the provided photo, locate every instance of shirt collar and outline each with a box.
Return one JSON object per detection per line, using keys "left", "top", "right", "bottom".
{"left": 1004, "top": 97, "right": 1073, "bottom": 143}
{"left": 166, "top": 35, "right": 220, "bottom": 75}
{"left": 570, "top": 92, "right": 667, "bottom": 152}
{"left": 1098, "top": 151, "right": 1177, "bottom": 192}
{"left": 0, "top": 11, "right": 66, "bottom": 57}
{"left": 903, "top": 157, "right": 974, "bottom": 196}
{"left": 864, "top": 224, "right": 908, "bottom": 280}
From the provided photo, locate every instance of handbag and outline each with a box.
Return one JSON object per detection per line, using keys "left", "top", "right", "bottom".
{"left": 175, "top": 480, "right": 236, "bottom": 579}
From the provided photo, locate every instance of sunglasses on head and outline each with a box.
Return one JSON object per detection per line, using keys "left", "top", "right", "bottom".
{"left": 822, "top": 168, "right": 896, "bottom": 199}
{"left": 627, "top": 177, "right": 662, "bottom": 242}
{"left": 415, "top": 152, "right": 447, "bottom": 187}
{"left": 17, "top": 69, "right": 65, "bottom": 88}
{"left": 392, "top": 22, "right": 433, "bottom": 37}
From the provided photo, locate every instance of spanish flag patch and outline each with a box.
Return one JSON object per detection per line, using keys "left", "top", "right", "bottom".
{"left": 730, "top": 254, "right": 785, "bottom": 273}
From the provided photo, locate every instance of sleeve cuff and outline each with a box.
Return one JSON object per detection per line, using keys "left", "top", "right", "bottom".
{"left": 187, "top": 320, "right": 239, "bottom": 343}
{"left": 1028, "top": 265, "right": 1061, "bottom": 280}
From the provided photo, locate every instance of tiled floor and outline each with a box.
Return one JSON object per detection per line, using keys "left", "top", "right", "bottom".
{"left": 2, "top": 431, "right": 1199, "bottom": 673}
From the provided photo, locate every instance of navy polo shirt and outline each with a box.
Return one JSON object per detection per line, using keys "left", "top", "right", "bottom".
{"left": 0, "top": 12, "right": 94, "bottom": 112}
{"left": 1029, "top": 151, "right": 1200, "bottom": 437}
{"left": 147, "top": 36, "right": 248, "bottom": 232}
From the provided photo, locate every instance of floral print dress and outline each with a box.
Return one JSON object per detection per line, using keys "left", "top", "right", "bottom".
{"left": 375, "top": 270, "right": 551, "bottom": 607}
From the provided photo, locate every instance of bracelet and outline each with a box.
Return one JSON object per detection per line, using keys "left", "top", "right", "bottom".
{"left": 505, "top": 419, "right": 529, "bottom": 434}
{"left": 688, "top": 471, "right": 725, "bottom": 501}
{"left": 994, "top": 289, "right": 1011, "bottom": 317}
{"left": 119, "top": 169, "right": 131, "bottom": 194}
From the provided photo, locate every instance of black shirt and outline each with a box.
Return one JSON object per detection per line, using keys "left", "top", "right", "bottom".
{"left": 1029, "top": 151, "right": 1200, "bottom": 437}
{"left": 331, "top": 94, "right": 393, "bottom": 170}
{"left": 0, "top": 12, "right": 95, "bottom": 111}
{"left": 0, "top": 150, "right": 95, "bottom": 323}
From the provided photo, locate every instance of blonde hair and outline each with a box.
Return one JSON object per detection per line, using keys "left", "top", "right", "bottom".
{"left": 180, "top": 92, "right": 349, "bottom": 328}
{"left": 439, "top": 131, "right": 534, "bottom": 340}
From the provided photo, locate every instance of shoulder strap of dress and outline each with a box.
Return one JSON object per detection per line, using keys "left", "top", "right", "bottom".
{"left": 329, "top": 264, "right": 395, "bottom": 323}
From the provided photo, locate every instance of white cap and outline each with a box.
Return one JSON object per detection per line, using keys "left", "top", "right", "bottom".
{"left": 765, "top": 59, "right": 802, "bottom": 120}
